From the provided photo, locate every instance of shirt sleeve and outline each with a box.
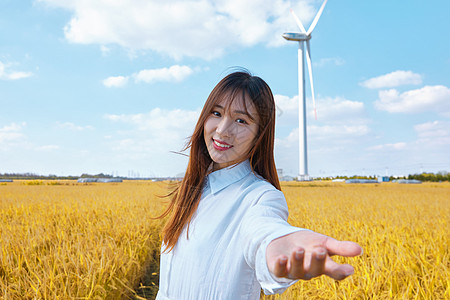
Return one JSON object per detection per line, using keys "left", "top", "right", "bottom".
{"left": 241, "top": 187, "right": 305, "bottom": 295}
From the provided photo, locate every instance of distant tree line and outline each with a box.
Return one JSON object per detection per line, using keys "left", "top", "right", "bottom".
{"left": 407, "top": 172, "right": 450, "bottom": 182}
{"left": 79, "top": 173, "right": 114, "bottom": 178}
{"left": 1, "top": 171, "right": 449, "bottom": 182}
{"left": 0, "top": 173, "right": 117, "bottom": 180}
{"left": 318, "top": 171, "right": 449, "bottom": 182}
{"left": 331, "top": 175, "right": 378, "bottom": 180}
{"left": 0, "top": 173, "right": 75, "bottom": 180}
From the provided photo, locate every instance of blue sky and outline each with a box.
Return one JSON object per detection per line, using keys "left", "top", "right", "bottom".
{"left": 1, "top": 0, "right": 449, "bottom": 178}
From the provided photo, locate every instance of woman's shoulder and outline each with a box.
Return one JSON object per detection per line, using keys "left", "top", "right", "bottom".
{"left": 243, "top": 171, "right": 283, "bottom": 196}
{"left": 239, "top": 173, "right": 288, "bottom": 213}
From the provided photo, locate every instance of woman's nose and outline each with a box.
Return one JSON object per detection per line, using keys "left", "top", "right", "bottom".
{"left": 216, "top": 117, "right": 232, "bottom": 137}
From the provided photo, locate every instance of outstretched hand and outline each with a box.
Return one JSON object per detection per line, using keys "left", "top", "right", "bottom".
{"left": 266, "top": 230, "right": 362, "bottom": 281}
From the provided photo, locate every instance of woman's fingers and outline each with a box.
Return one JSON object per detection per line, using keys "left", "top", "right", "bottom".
{"left": 288, "top": 248, "right": 305, "bottom": 279}
{"left": 272, "top": 256, "right": 289, "bottom": 278}
{"left": 325, "top": 238, "right": 362, "bottom": 257}
{"left": 285, "top": 247, "right": 326, "bottom": 280}
{"left": 284, "top": 247, "right": 353, "bottom": 281}
{"left": 324, "top": 261, "right": 355, "bottom": 280}
{"left": 307, "top": 248, "right": 327, "bottom": 278}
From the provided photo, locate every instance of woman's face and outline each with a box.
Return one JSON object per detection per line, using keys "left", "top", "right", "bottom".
{"left": 203, "top": 94, "right": 260, "bottom": 171}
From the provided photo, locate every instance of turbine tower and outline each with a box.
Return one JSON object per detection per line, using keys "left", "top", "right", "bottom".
{"left": 283, "top": 0, "right": 328, "bottom": 181}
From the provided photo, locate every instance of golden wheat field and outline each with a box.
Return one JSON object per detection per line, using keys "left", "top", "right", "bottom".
{"left": 0, "top": 180, "right": 449, "bottom": 299}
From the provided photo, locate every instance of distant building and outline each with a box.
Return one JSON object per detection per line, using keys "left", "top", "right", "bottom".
{"left": 332, "top": 179, "right": 345, "bottom": 182}
{"left": 77, "top": 178, "right": 123, "bottom": 183}
{"left": 377, "top": 176, "right": 390, "bottom": 183}
{"left": 393, "top": 179, "right": 422, "bottom": 184}
{"left": 77, "top": 178, "right": 97, "bottom": 183}
{"left": 97, "top": 178, "right": 123, "bottom": 183}
{"left": 280, "top": 175, "right": 295, "bottom": 182}
{"left": 345, "top": 179, "right": 378, "bottom": 184}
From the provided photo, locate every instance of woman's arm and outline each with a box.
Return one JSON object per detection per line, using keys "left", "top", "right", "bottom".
{"left": 266, "top": 230, "right": 362, "bottom": 280}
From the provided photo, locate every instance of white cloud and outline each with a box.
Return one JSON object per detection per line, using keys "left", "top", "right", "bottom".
{"left": 361, "top": 70, "right": 422, "bottom": 89}
{"left": 314, "top": 57, "right": 345, "bottom": 68}
{"left": 0, "top": 61, "right": 33, "bottom": 80}
{"left": 274, "top": 94, "right": 297, "bottom": 118}
{"left": 274, "top": 93, "right": 373, "bottom": 176}
{"left": 134, "top": 65, "right": 193, "bottom": 83}
{"left": 0, "top": 122, "right": 27, "bottom": 150}
{"left": 277, "top": 126, "right": 366, "bottom": 151}
{"left": 37, "top": 0, "right": 321, "bottom": 59}
{"left": 104, "top": 107, "right": 200, "bottom": 152}
{"left": 277, "top": 125, "right": 369, "bottom": 150}
{"left": 105, "top": 108, "right": 199, "bottom": 133}
{"left": 274, "top": 123, "right": 372, "bottom": 176}
{"left": 273, "top": 95, "right": 449, "bottom": 177}
{"left": 275, "top": 95, "right": 368, "bottom": 126}
{"left": 414, "top": 120, "right": 450, "bottom": 146}
{"left": 105, "top": 108, "right": 199, "bottom": 132}
{"left": 275, "top": 128, "right": 300, "bottom": 150}
{"left": 274, "top": 94, "right": 371, "bottom": 171}
{"left": 313, "top": 97, "right": 366, "bottom": 124}
{"left": 100, "top": 45, "right": 110, "bottom": 56}
{"left": 102, "top": 75, "right": 129, "bottom": 88}
{"left": 37, "top": 145, "right": 60, "bottom": 151}
{"left": 56, "top": 122, "right": 94, "bottom": 131}
{"left": 102, "top": 107, "right": 201, "bottom": 176}
{"left": 309, "top": 124, "right": 370, "bottom": 139}
{"left": 367, "top": 142, "right": 408, "bottom": 151}
{"left": 102, "top": 65, "right": 194, "bottom": 88}
{"left": 374, "top": 85, "right": 450, "bottom": 116}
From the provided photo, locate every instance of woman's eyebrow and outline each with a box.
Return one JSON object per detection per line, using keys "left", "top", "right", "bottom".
{"left": 234, "top": 110, "right": 251, "bottom": 116}
{"left": 215, "top": 104, "right": 254, "bottom": 118}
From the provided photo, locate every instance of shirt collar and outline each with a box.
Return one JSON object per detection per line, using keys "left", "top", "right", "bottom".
{"left": 206, "top": 160, "right": 252, "bottom": 195}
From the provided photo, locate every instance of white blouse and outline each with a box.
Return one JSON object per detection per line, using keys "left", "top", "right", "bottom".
{"left": 156, "top": 160, "right": 302, "bottom": 300}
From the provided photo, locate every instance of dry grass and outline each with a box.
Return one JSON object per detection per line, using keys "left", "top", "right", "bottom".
{"left": 0, "top": 180, "right": 167, "bottom": 299}
{"left": 1, "top": 180, "right": 449, "bottom": 299}
{"left": 262, "top": 182, "right": 450, "bottom": 299}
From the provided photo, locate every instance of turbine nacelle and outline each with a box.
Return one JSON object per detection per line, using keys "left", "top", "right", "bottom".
{"left": 282, "top": 32, "right": 310, "bottom": 42}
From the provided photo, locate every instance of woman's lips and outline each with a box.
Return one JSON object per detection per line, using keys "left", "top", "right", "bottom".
{"left": 213, "top": 139, "right": 233, "bottom": 151}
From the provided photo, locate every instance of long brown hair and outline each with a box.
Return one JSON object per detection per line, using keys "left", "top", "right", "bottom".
{"left": 160, "top": 70, "right": 280, "bottom": 252}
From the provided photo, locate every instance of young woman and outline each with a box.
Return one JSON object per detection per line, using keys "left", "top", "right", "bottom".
{"left": 156, "top": 70, "right": 362, "bottom": 300}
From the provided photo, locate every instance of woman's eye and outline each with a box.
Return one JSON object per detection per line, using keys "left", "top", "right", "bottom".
{"left": 212, "top": 111, "right": 221, "bottom": 117}
{"left": 236, "top": 118, "right": 248, "bottom": 124}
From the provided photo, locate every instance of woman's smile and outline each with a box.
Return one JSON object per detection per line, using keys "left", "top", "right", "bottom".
{"left": 212, "top": 139, "right": 233, "bottom": 151}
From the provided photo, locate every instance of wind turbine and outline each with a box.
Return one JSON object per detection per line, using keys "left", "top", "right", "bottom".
{"left": 283, "top": 0, "right": 328, "bottom": 181}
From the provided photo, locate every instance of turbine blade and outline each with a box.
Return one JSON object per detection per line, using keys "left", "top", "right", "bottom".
{"left": 290, "top": 8, "right": 307, "bottom": 33}
{"left": 306, "top": 40, "right": 317, "bottom": 120}
{"left": 307, "top": 0, "right": 328, "bottom": 35}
